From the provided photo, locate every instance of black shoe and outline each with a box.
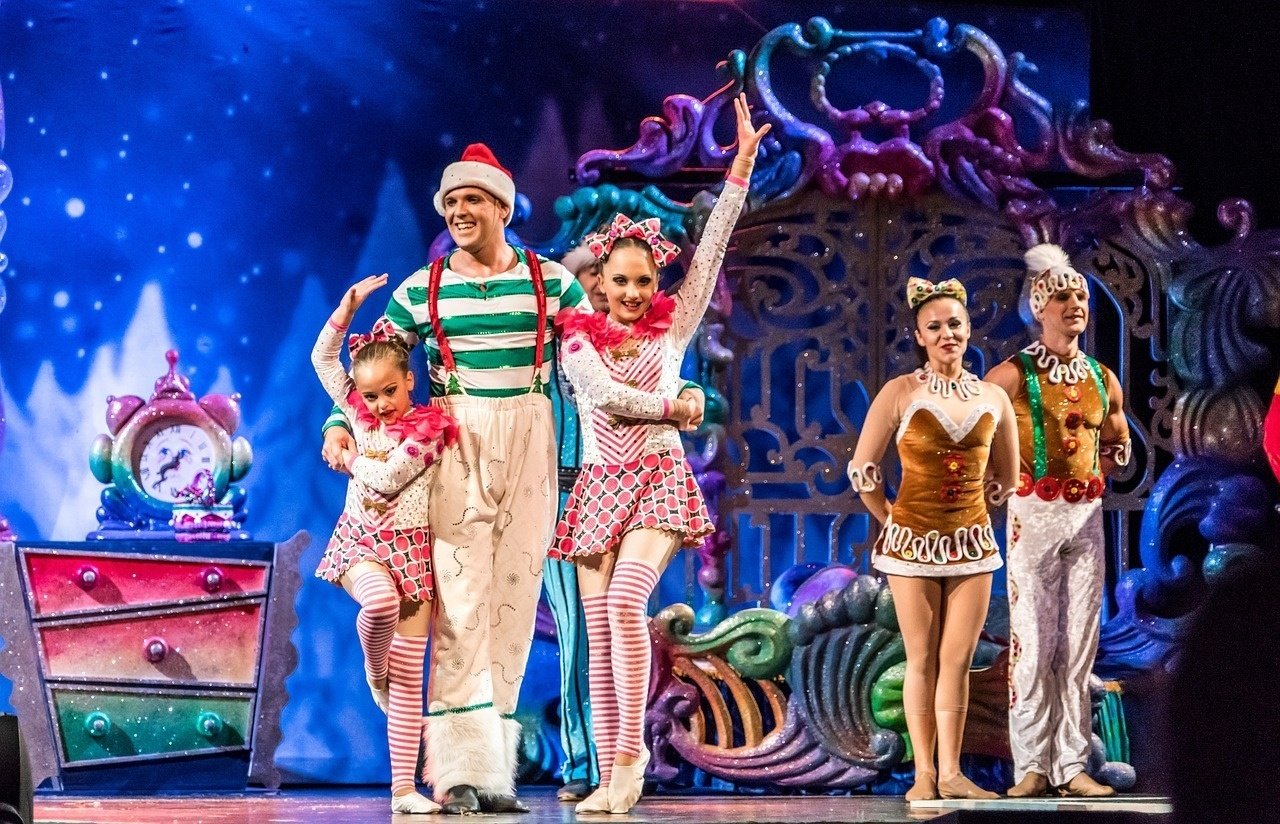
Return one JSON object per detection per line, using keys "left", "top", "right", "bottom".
{"left": 440, "top": 785, "right": 480, "bottom": 815}
{"left": 557, "top": 779, "right": 594, "bottom": 802}
{"left": 479, "top": 794, "right": 530, "bottom": 813}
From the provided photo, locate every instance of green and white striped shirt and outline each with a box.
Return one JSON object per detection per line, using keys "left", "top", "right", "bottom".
{"left": 325, "top": 248, "right": 590, "bottom": 430}
{"left": 387, "top": 248, "right": 588, "bottom": 397}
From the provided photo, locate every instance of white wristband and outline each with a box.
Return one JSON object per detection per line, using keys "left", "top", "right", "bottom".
{"left": 847, "top": 461, "right": 883, "bottom": 493}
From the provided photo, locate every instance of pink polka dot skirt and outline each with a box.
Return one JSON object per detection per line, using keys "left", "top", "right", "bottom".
{"left": 316, "top": 512, "right": 434, "bottom": 601}
{"left": 551, "top": 452, "right": 714, "bottom": 561}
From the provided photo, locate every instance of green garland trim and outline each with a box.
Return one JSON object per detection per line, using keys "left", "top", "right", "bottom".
{"left": 425, "top": 701, "right": 495, "bottom": 717}
{"left": 1018, "top": 352, "right": 1048, "bottom": 480}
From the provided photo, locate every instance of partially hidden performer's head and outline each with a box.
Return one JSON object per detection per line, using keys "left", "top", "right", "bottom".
{"left": 562, "top": 244, "right": 608, "bottom": 313}
{"left": 434, "top": 143, "right": 516, "bottom": 254}
{"left": 1024, "top": 242, "right": 1090, "bottom": 340}
{"left": 907, "top": 276, "right": 970, "bottom": 370}
{"left": 348, "top": 318, "right": 415, "bottom": 425}
{"left": 584, "top": 214, "right": 680, "bottom": 325}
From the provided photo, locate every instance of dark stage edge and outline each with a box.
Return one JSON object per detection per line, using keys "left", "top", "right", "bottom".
{"left": 32, "top": 786, "right": 1173, "bottom": 823}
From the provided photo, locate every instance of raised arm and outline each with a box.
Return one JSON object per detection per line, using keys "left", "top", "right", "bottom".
{"left": 1099, "top": 367, "right": 1131, "bottom": 476}
{"left": 848, "top": 378, "right": 905, "bottom": 525}
{"left": 322, "top": 275, "right": 420, "bottom": 436}
{"left": 311, "top": 319, "right": 356, "bottom": 405}
{"left": 560, "top": 332, "right": 686, "bottom": 421}
{"left": 985, "top": 383, "right": 1021, "bottom": 507}
{"left": 671, "top": 94, "right": 769, "bottom": 347}
{"left": 313, "top": 274, "right": 389, "bottom": 406}
{"left": 345, "top": 438, "right": 446, "bottom": 496}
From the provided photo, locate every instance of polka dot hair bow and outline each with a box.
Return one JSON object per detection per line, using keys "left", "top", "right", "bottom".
{"left": 348, "top": 316, "right": 400, "bottom": 358}
{"left": 906, "top": 276, "right": 968, "bottom": 309}
{"left": 584, "top": 213, "right": 681, "bottom": 267}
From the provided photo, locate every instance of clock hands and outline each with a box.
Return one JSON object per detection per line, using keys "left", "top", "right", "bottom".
{"left": 152, "top": 448, "right": 192, "bottom": 491}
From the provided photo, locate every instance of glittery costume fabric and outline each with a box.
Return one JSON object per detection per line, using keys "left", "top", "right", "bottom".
{"left": 1009, "top": 342, "right": 1111, "bottom": 486}
{"left": 552, "top": 179, "right": 746, "bottom": 558}
{"left": 422, "top": 392, "right": 555, "bottom": 799}
{"left": 1006, "top": 495, "right": 1104, "bottom": 786}
{"left": 871, "top": 390, "right": 1005, "bottom": 577}
{"left": 311, "top": 320, "right": 444, "bottom": 601}
{"left": 1002, "top": 344, "right": 1121, "bottom": 787}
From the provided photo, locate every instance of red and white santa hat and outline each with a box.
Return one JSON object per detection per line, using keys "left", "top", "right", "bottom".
{"left": 433, "top": 143, "right": 516, "bottom": 225}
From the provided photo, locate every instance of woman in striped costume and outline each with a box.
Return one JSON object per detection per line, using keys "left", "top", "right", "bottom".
{"left": 312, "top": 274, "right": 458, "bottom": 815}
{"left": 550, "top": 93, "right": 766, "bottom": 815}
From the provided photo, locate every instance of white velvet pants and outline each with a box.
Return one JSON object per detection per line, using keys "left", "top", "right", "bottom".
{"left": 1006, "top": 494, "right": 1105, "bottom": 787}
{"left": 423, "top": 394, "right": 556, "bottom": 799}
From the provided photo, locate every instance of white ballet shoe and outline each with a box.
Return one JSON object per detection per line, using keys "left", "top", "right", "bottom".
{"left": 367, "top": 675, "right": 389, "bottom": 714}
{"left": 575, "top": 785, "right": 613, "bottom": 814}
{"left": 391, "top": 790, "right": 441, "bottom": 814}
{"left": 607, "top": 747, "right": 650, "bottom": 814}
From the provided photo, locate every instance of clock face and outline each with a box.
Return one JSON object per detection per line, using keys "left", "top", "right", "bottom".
{"left": 137, "top": 423, "right": 218, "bottom": 504}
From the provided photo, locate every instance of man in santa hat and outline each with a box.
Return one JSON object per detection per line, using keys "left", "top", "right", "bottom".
{"left": 323, "top": 143, "right": 591, "bottom": 813}
{"left": 984, "top": 243, "right": 1131, "bottom": 799}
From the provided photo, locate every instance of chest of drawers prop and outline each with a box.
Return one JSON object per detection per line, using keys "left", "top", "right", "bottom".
{"left": 0, "top": 534, "right": 306, "bottom": 791}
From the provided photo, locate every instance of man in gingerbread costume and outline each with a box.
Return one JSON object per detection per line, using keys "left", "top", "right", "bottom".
{"left": 323, "top": 144, "right": 591, "bottom": 813}
{"left": 985, "top": 243, "right": 1131, "bottom": 798}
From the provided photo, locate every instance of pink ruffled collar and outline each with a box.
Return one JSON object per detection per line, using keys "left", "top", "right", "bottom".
{"left": 554, "top": 291, "right": 674, "bottom": 350}
{"left": 345, "top": 392, "right": 458, "bottom": 446}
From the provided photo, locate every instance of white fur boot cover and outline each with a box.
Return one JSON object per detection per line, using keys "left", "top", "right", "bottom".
{"left": 423, "top": 707, "right": 511, "bottom": 801}
{"left": 501, "top": 717, "right": 524, "bottom": 790}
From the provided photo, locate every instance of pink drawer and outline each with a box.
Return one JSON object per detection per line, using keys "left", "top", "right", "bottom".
{"left": 23, "top": 549, "right": 268, "bottom": 616}
{"left": 37, "top": 600, "right": 265, "bottom": 687}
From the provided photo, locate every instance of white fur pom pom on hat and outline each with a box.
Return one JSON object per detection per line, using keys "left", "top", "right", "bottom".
{"left": 1024, "top": 242, "right": 1089, "bottom": 317}
{"left": 1024, "top": 242, "right": 1074, "bottom": 276}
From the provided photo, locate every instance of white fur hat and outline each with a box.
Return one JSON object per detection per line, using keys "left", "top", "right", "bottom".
{"left": 433, "top": 143, "right": 516, "bottom": 225}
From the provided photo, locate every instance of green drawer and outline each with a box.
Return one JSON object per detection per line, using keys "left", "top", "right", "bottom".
{"left": 51, "top": 687, "right": 252, "bottom": 765}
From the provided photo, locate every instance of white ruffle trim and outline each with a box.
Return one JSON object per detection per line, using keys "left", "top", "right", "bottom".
{"left": 872, "top": 519, "right": 1003, "bottom": 577}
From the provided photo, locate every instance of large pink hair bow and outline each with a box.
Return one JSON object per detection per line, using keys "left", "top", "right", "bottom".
{"left": 583, "top": 214, "right": 681, "bottom": 267}
{"left": 348, "top": 316, "right": 400, "bottom": 358}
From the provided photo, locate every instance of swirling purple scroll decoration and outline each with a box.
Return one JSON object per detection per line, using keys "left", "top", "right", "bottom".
{"left": 576, "top": 16, "right": 1178, "bottom": 233}
{"left": 1096, "top": 200, "right": 1280, "bottom": 675}
{"left": 0, "top": 67, "right": 12, "bottom": 542}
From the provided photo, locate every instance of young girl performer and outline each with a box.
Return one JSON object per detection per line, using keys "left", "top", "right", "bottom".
{"left": 847, "top": 279, "right": 1019, "bottom": 802}
{"left": 312, "top": 274, "right": 458, "bottom": 814}
{"left": 551, "top": 93, "right": 767, "bottom": 815}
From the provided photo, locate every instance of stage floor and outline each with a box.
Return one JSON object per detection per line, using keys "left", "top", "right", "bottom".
{"left": 32, "top": 786, "right": 1173, "bottom": 823}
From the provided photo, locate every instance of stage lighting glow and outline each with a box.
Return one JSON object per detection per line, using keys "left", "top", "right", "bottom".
{"left": 187, "top": 232, "right": 204, "bottom": 248}
{"left": 65, "top": 198, "right": 85, "bottom": 218}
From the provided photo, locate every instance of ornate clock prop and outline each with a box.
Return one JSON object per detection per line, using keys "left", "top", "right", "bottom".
{"left": 88, "top": 350, "right": 252, "bottom": 540}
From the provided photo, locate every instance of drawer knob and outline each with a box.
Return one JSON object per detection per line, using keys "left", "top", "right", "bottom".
{"left": 202, "top": 567, "right": 224, "bottom": 594}
{"left": 143, "top": 637, "right": 168, "bottom": 663}
{"left": 196, "top": 712, "right": 224, "bottom": 738}
{"left": 76, "top": 565, "right": 99, "bottom": 590}
{"left": 84, "top": 711, "right": 112, "bottom": 738}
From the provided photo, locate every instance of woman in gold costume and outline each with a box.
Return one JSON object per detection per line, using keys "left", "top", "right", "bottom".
{"left": 847, "top": 277, "right": 1019, "bottom": 801}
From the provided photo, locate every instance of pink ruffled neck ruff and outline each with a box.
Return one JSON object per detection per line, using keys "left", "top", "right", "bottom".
{"left": 554, "top": 291, "right": 675, "bottom": 350}
{"left": 345, "top": 391, "right": 459, "bottom": 446}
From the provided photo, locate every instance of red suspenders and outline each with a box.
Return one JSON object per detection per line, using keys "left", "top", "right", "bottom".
{"left": 426, "top": 247, "right": 547, "bottom": 395}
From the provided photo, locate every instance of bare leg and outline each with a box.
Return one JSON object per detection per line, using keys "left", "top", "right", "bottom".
{"left": 935, "top": 573, "right": 997, "bottom": 800}
{"left": 886, "top": 574, "right": 943, "bottom": 801}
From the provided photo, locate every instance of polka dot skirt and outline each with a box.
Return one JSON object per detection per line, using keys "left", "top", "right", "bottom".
{"left": 316, "top": 512, "right": 434, "bottom": 601}
{"left": 551, "top": 452, "right": 713, "bottom": 561}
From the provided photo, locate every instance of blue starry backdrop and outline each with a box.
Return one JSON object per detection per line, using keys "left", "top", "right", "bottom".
{"left": 0, "top": 1, "right": 1085, "bottom": 782}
